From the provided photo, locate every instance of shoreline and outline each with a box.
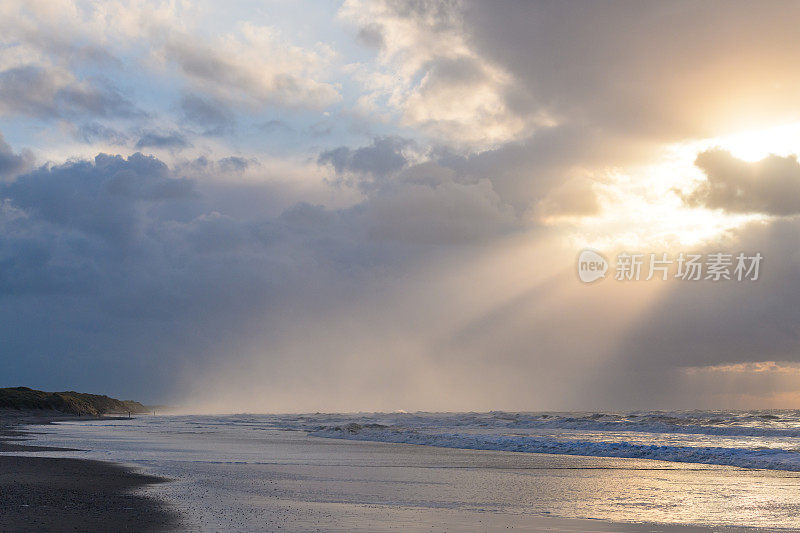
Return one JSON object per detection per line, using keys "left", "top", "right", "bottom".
{"left": 0, "top": 409, "right": 180, "bottom": 532}
{"left": 17, "top": 414, "right": 795, "bottom": 533}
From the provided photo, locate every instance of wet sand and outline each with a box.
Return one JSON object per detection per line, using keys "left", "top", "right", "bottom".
{"left": 6, "top": 412, "right": 792, "bottom": 532}
{"left": 0, "top": 410, "right": 179, "bottom": 532}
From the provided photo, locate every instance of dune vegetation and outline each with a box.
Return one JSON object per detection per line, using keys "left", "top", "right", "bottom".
{"left": 0, "top": 387, "right": 148, "bottom": 416}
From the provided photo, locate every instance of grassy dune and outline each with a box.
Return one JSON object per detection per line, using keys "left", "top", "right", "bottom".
{"left": 0, "top": 387, "right": 148, "bottom": 416}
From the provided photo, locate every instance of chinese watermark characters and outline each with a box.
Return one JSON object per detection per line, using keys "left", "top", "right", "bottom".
{"left": 577, "top": 250, "right": 762, "bottom": 283}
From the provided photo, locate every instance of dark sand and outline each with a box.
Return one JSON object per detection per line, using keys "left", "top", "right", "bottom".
{"left": 0, "top": 410, "right": 179, "bottom": 532}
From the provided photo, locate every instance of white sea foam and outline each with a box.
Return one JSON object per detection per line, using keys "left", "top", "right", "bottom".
{"left": 120, "top": 410, "right": 800, "bottom": 471}
{"left": 20, "top": 410, "right": 800, "bottom": 471}
{"left": 310, "top": 425, "right": 800, "bottom": 471}
{"left": 278, "top": 410, "right": 800, "bottom": 471}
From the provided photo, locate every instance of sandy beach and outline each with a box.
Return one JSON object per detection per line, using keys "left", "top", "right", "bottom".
{"left": 0, "top": 411, "right": 179, "bottom": 532}
{"left": 7, "top": 414, "right": 796, "bottom": 532}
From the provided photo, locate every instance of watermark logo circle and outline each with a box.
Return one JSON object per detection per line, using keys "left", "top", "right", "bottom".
{"left": 577, "top": 249, "right": 608, "bottom": 283}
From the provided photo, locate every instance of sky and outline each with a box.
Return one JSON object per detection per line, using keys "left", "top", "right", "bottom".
{"left": 2, "top": 0, "right": 800, "bottom": 412}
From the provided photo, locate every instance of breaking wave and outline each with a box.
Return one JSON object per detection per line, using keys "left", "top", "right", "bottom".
{"left": 286, "top": 410, "right": 800, "bottom": 471}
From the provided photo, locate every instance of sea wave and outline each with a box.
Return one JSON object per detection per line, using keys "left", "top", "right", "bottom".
{"left": 269, "top": 410, "right": 800, "bottom": 438}
{"left": 310, "top": 424, "right": 800, "bottom": 471}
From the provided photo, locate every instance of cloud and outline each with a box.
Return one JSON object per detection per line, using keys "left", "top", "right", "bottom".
{"left": 0, "top": 1, "right": 122, "bottom": 70}
{"left": 319, "top": 136, "right": 413, "bottom": 185}
{"left": 135, "top": 131, "right": 191, "bottom": 151}
{"left": 356, "top": 23, "right": 385, "bottom": 49}
{"left": 153, "top": 23, "right": 340, "bottom": 110}
{"left": 317, "top": 136, "right": 522, "bottom": 242}
{"left": 409, "top": 124, "right": 617, "bottom": 212}
{"left": 683, "top": 149, "right": 800, "bottom": 215}
{"left": 0, "top": 65, "right": 138, "bottom": 119}
{"left": 176, "top": 156, "right": 255, "bottom": 179}
{"left": 340, "top": 0, "right": 542, "bottom": 148}
{"left": 0, "top": 150, "right": 288, "bottom": 397}
{"left": 584, "top": 217, "right": 800, "bottom": 408}
{"left": 217, "top": 156, "right": 251, "bottom": 173}
{"left": 362, "top": 175, "right": 518, "bottom": 244}
{"left": 318, "top": 132, "right": 610, "bottom": 224}
{"left": 0, "top": 0, "right": 341, "bottom": 152}
{"left": 180, "top": 93, "right": 235, "bottom": 136}
{"left": 4, "top": 1, "right": 800, "bottom": 410}
{"left": 536, "top": 177, "right": 600, "bottom": 218}
{"left": 75, "top": 122, "right": 130, "bottom": 145}
{"left": 0, "top": 147, "right": 520, "bottom": 402}
{"left": 258, "top": 119, "right": 294, "bottom": 134}
{"left": 3, "top": 153, "right": 193, "bottom": 242}
{"left": 0, "top": 133, "right": 33, "bottom": 179}
{"left": 339, "top": 0, "right": 800, "bottom": 153}
{"left": 400, "top": 54, "right": 532, "bottom": 146}
{"left": 461, "top": 1, "right": 800, "bottom": 141}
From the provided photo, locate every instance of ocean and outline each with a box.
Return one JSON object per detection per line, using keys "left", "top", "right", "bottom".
{"left": 305, "top": 410, "right": 800, "bottom": 471}
{"left": 15, "top": 410, "right": 800, "bottom": 530}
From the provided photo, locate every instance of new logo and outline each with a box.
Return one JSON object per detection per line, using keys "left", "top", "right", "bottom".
{"left": 577, "top": 249, "right": 608, "bottom": 283}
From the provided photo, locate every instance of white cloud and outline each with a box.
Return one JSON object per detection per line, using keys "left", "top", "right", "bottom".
{"left": 150, "top": 21, "right": 341, "bottom": 110}
{"left": 0, "top": 1, "right": 341, "bottom": 113}
{"left": 339, "top": 0, "right": 548, "bottom": 149}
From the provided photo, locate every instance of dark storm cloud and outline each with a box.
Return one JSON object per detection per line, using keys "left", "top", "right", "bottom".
{"left": 135, "top": 131, "right": 192, "bottom": 150}
{"left": 3, "top": 153, "right": 193, "bottom": 242}
{"left": 0, "top": 145, "right": 520, "bottom": 399}
{"left": 461, "top": 1, "right": 800, "bottom": 140}
{"left": 0, "top": 65, "right": 139, "bottom": 119}
{"left": 0, "top": 151, "right": 301, "bottom": 397}
{"left": 684, "top": 149, "right": 800, "bottom": 215}
{"left": 588, "top": 218, "right": 799, "bottom": 407}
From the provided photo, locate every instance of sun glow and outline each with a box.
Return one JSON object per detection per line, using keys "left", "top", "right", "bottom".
{"left": 691, "top": 122, "right": 800, "bottom": 162}
{"left": 559, "top": 124, "right": 798, "bottom": 250}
